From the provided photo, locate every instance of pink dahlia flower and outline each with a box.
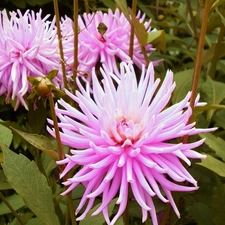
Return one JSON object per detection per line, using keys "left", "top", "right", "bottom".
{"left": 61, "top": 9, "right": 158, "bottom": 79}
{"left": 0, "top": 9, "right": 62, "bottom": 110}
{"left": 48, "top": 62, "right": 215, "bottom": 225}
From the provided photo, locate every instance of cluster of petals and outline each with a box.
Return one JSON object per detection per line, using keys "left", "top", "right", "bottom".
{"left": 0, "top": 9, "right": 62, "bottom": 110}
{"left": 61, "top": 9, "right": 157, "bottom": 80}
{"left": 48, "top": 62, "right": 215, "bottom": 225}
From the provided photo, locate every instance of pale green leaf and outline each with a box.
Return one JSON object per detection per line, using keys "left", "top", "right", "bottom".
{"left": 26, "top": 218, "right": 45, "bottom": 225}
{"left": 200, "top": 76, "right": 225, "bottom": 124}
{"left": 1, "top": 145, "right": 60, "bottom": 225}
{"left": 0, "top": 194, "right": 25, "bottom": 215}
{"left": 0, "top": 123, "right": 13, "bottom": 148}
{"left": 172, "top": 69, "right": 194, "bottom": 104}
{"left": 147, "top": 30, "right": 166, "bottom": 52}
{"left": 197, "top": 155, "right": 225, "bottom": 177}
{"left": 199, "top": 133, "right": 225, "bottom": 161}
{"left": 0, "top": 169, "right": 11, "bottom": 190}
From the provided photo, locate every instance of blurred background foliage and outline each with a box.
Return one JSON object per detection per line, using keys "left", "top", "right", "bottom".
{"left": 1, "top": 0, "right": 225, "bottom": 225}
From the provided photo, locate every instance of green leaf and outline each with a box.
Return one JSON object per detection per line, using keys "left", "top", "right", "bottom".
{"left": 211, "top": 178, "right": 225, "bottom": 225}
{"left": 199, "top": 133, "right": 225, "bottom": 162}
{"left": 1, "top": 145, "right": 60, "bottom": 225}
{"left": 147, "top": 30, "right": 166, "bottom": 52}
{"left": 79, "top": 198, "right": 122, "bottom": 225}
{"left": 129, "top": 9, "right": 148, "bottom": 47}
{"left": 187, "top": 202, "right": 213, "bottom": 225}
{"left": 172, "top": 69, "right": 194, "bottom": 104}
{"left": 10, "top": 127, "right": 59, "bottom": 161}
{"left": 200, "top": 76, "right": 225, "bottom": 124}
{"left": 26, "top": 218, "right": 45, "bottom": 225}
{"left": 27, "top": 100, "right": 47, "bottom": 134}
{"left": 114, "top": 0, "right": 130, "bottom": 21}
{"left": 0, "top": 169, "right": 11, "bottom": 190}
{"left": 197, "top": 155, "right": 225, "bottom": 177}
{"left": 0, "top": 123, "right": 13, "bottom": 148}
{"left": 0, "top": 194, "right": 25, "bottom": 215}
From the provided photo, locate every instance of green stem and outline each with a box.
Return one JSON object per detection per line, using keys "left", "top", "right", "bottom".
{"left": 48, "top": 94, "right": 77, "bottom": 225}
{"left": 159, "top": 203, "right": 171, "bottom": 225}
{"left": 67, "top": 191, "right": 77, "bottom": 225}
{"left": 73, "top": 0, "right": 79, "bottom": 93}
{"left": 0, "top": 192, "right": 25, "bottom": 225}
{"left": 183, "top": 0, "right": 212, "bottom": 143}
{"left": 53, "top": 0, "right": 67, "bottom": 89}
{"left": 207, "top": 23, "right": 225, "bottom": 79}
{"left": 186, "top": 0, "right": 198, "bottom": 41}
{"left": 129, "top": 0, "right": 137, "bottom": 59}
{"left": 123, "top": 196, "right": 129, "bottom": 225}
{"left": 48, "top": 94, "right": 64, "bottom": 161}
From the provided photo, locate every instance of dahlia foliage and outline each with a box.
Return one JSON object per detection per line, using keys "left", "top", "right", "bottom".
{"left": 0, "top": 9, "right": 62, "bottom": 110}
{"left": 61, "top": 9, "right": 158, "bottom": 78}
{"left": 48, "top": 62, "right": 214, "bottom": 225}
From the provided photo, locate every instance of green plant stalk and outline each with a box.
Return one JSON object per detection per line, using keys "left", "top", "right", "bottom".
{"left": 186, "top": 0, "right": 198, "bottom": 41}
{"left": 48, "top": 94, "right": 64, "bottom": 161}
{"left": 208, "top": 23, "right": 225, "bottom": 79}
{"left": 73, "top": 0, "right": 79, "bottom": 93}
{"left": 129, "top": 0, "right": 137, "bottom": 59}
{"left": 183, "top": 0, "right": 212, "bottom": 143}
{"left": 159, "top": 203, "right": 171, "bottom": 225}
{"left": 0, "top": 192, "right": 25, "bottom": 225}
{"left": 48, "top": 94, "right": 77, "bottom": 225}
{"left": 53, "top": 0, "right": 67, "bottom": 89}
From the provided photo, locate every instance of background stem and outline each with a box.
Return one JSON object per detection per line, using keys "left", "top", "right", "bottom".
{"left": 53, "top": 0, "right": 67, "bottom": 89}
{"left": 0, "top": 192, "right": 25, "bottom": 225}
{"left": 183, "top": 0, "right": 212, "bottom": 143}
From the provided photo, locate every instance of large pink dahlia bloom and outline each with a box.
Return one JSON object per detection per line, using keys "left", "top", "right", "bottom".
{"left": 61, "top": 9, "right": 157, "bottom": 79}
{"left": 0, "top": 9, "right": 62, "bottom": 110}
{"left": 48, "top": 62, "right": 214, "bottom": 225}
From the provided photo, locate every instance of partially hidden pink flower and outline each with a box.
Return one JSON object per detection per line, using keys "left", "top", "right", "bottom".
{"left": 47, "top": 62, "right": 215, "bottom": 225}
{"left": 0, "top": 9, "right": 62, "bottom": 110}
{"left": 61, "top": 9, "right": 158, "bottom": 79}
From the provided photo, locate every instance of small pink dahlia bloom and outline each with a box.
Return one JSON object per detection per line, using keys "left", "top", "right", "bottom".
{"left": 48, "top": 62, "right": 214, "bottom": 225}
{"left": 0, "top": 9, "right": 62, "bottom": 110}
{"left": 61, "top": 9, "right": 158, "bottom": 79}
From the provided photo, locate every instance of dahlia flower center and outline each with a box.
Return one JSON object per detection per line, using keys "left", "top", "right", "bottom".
{"left": 113, "top": 109, "right": 141, "bottom": 145}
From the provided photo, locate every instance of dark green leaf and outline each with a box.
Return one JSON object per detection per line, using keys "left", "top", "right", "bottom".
{"left": 187, "top": 202, "right": 213, "bottom": 225}
{"left": 211, "top": 178, "right": 225, "bottom": 225}
{"left": 10, "top": 127, "right": 59, "bottom": 161}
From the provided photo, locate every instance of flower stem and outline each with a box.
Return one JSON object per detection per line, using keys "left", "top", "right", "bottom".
{"left": 48, "top": 94, "right": 77, "bottom": 225}
{"left": 73, "top": 0, "right": 79, "bottom": 93}
{"left": 129, "top": 0, "right": 137, "bottom": 59}
{"left": 183, "top": 0, "right": 212, "bottom": 143}
{"left": 48, "top": 94, "right": 64, "bottom": 161}
{"left": 189, "top": 0, "right": 212, "bottom": 111}
{"left": 84, "top": 0, "right": 90, "bottom": 13}
{"left": 53, "top": 0, "right": 67, "bottom": 90}
{"left": 159, "top": 203, "right": 171, "bottom": 225}
{"left": 0, "top": 192, "right": 25, "bottom": 225}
